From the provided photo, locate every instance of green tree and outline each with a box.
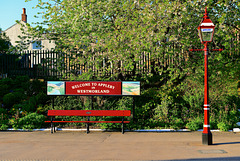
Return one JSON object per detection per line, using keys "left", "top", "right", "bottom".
{"left": 20, "top": 0, "right": 240, "bottom": 130}
{"left": 23, "top": 0, "right": 200, "bottom": 80}
{"left": 22, "top": 1, "right": 239, "bottom": 77}
{"left": 0, "top": 28, "right": 11, "bottom": 52}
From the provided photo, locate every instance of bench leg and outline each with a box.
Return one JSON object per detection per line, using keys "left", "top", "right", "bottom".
{"left": 122, "top": 117, "right": 124, "bottom": 134}
{"left": 51, "top": 117, "right": 53, "bottom": 134}
{"left": 53, "top": 117, "right": 56, "bottom": 133}
{"left": 86, "top": 116, "right": 90, "bottom": 134}
{"left": 87, "top": 123, "right": 90, "bottom": 134}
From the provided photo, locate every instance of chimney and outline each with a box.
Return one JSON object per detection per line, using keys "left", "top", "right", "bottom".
{"left": 21, "top": 8, "right": 27, "bottom": 23}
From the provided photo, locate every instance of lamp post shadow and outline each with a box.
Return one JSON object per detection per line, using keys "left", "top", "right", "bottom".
{"left": 213, "top": 142, "right": 240, "bottom": 145}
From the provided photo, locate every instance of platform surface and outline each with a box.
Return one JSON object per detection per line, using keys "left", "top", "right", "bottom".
{"left": 0, "top": 131, "right": 240, "bottom": 160}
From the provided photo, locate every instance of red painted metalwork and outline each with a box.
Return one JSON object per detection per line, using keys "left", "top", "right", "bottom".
{"left": 211, "top": 49, "right": 223, "bottom": 51}
{"left": 203, "top": 43, "right": 210, "bottom": 134}
{"left": 189, "top": 49, "right": 204, "bottom": 52}
{"left": 47, "top": 110, "right": 131, "bottom": 116}
{"left": 45, "top": 110, "right": 131, "bottom": 134}
{"left": 197, "top": 7, "right": 215, "bottom": 43}
{"left": 189, "top": 7, "right": 223, "bottom": 145}
{"left": 65, "top": 81, "right": 122, "bottom": 95}
{"left": 189, "top": 49, "right": 223, "bottom": 52}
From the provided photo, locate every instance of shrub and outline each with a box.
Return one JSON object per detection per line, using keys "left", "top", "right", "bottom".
{"left": 30, "top": 79, "right": 45, "bottom": 95}
{"left": 210, "top": 115, "right": 218, "bottom": 129}
{"left": 0, "top": 84, "right": 9, "bottom": 98}
{"left": 21, "top": 96, "right": 38, "bottom": 112}
{"left": 0, "top": 107, "right": 7, "bottom": 114}
{"left": 36, "top": 92, "right": 48, "bottom": 105}
{"left": 170, "top": 117, "right": 184, "bottom": 130}
{"left": 3, "top": 93, "right": 15, "bottom": 108}
{"left": 217, "top": 122, "right": 231, "bottom": 132}
{"left": 213, "top": 107, "right": 240, "bottom": 131}
{"left": 186, "top": 117, "right": 203, "bottom": 131}
{"left": 0, "top": 78, "right": 13, "bottom": 88}
{"left": 13, "top": 112, "right": 46, "bottom": 130}
{"left": 0, "top": 108, "right": 9, "bottom": 130}
{"left": 3, "top": 92, "right": 26, "bottom": 108}
{"left": 0, "top": 124, "right": 8, "bottom": 130}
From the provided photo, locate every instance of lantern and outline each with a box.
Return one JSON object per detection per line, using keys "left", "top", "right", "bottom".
{"left": 197, "top": 8, "right": 215, "bottom": 43}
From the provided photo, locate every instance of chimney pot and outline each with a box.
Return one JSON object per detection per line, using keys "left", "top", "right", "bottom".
{"left": 21, "top": 8, "right": 27, "bottom": 23}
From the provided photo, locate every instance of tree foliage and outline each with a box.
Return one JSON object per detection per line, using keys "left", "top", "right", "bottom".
{"left": 0, "top": 28, "right": 11, "bottom": 52}
{"left": 19, "top": 0, "right": 240, "bottom": 130}
{"left": 23, "top": 0, "right": 192, "bottom": 79}
{"left": 22, "top": 0, "right": 239, "bottom": 79}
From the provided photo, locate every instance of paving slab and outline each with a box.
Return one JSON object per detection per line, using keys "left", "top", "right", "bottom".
{"left": 0, "top": 131, "right": 240, "bottom": 160}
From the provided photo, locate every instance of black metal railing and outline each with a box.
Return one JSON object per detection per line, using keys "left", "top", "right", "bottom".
{"left": 0, "top": 50, "right": 68, "bottom": 79}
{"left": 1, "top": 35, "right": 239, "bottom": 80}
{"left": 1, "top": 50, "right": 184, "bottom": 79}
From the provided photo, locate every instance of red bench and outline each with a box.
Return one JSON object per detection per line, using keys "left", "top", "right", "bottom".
{"left": 45, "top": 110, "right": 131, "bottom": 134}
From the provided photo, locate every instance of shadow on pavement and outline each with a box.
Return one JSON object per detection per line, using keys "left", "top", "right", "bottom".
{"left": 213, "top": 142, "right": 240, "bottom": 145}
{"left": 166, "top": 156, "right": 240, "bottom": 161}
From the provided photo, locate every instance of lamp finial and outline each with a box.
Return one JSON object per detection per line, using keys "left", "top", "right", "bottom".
{"left": 204, "top": 7, "right": 208, "bottom": 19}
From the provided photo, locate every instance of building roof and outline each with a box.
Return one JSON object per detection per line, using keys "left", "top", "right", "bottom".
{"left": 4, "top": 21, "right": 26, "bottom": 32}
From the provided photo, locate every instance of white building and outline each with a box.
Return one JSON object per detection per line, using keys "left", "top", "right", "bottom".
{"left": 4, "top": 8, "right": 55, "bottom": 51}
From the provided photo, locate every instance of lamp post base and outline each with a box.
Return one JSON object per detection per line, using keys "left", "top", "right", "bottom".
{"left": 202, "top": 133, "right": 212, "bottom": 145}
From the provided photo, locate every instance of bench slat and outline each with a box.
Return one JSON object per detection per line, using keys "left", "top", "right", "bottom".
{"left": 47, "top": 110, "right": 131, "bottom": 117}
{"left": 45, "top": 121, "right": 130, "bottom": 123}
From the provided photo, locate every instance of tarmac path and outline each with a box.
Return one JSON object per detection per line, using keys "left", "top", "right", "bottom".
{"left": 0, "top": 131, "right": 240, "bottom": 160}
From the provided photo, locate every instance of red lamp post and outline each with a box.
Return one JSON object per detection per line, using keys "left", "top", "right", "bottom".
{"left": 200, "top": 7, "right": 214, "bottom": 146}
{"left": 189, "top": 7, "right": 223, "bottom": 145}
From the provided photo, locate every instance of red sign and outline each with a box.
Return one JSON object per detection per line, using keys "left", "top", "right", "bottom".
{"left": 65, "top": 81, "right": 122, "bottom": 95}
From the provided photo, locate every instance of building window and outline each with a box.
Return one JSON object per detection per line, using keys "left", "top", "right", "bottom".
{"left": 32, "top": 41, "right": 42, "bottom": 50}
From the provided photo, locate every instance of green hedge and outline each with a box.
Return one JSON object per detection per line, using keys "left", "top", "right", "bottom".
{"left": 0, "top": 75, "right": 239, "bottom": 131}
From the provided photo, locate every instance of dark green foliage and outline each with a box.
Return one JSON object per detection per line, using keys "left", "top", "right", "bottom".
{"left": 0, "top": 84, "right": 9, "bottom": 99}
{"left": 1, "top": 0, "right": 240, "bottom": 131}
{"left": 0, "top": 108, "right": 9, "bottom": 130}
{"left": 1, "top": 74, "right": 239, "bottom": 131}
{"left": 0, "top": 28, "right": 11, "bottom": 52}
{"left": 3, "top": 92, "right": 26, "bottom": 109}
{"left": 29, "top": 79, "right": 45, "bottom": 95}
{"left": 36, "top": 92, "right": 48, "bottom": 105}
{"left": 0, "top": 76, "right": 49, "bottom": 130}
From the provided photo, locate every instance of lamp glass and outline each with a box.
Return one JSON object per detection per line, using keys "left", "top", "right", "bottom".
{"left": 201, "top": 28, "right": 213, "bottom": 42}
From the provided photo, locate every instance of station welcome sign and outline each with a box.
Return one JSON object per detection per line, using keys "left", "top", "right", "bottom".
{"left": 47, "top": 81, "right": 140, "bottom": 96}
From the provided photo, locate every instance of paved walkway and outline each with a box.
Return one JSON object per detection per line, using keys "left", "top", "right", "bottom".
{"left": 0, "top": 131, "right": 240, "bottom": 160}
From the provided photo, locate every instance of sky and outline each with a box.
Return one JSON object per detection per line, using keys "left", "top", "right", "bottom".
{"left": 0, "top": 0, "right": 43, "bottom": 31}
